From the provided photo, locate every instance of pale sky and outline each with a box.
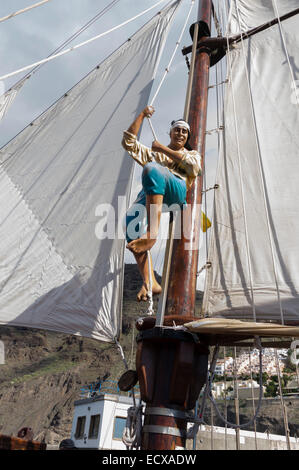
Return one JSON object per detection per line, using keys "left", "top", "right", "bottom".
{"left": 0, "top": 0, "right": 223, "bottom": 289}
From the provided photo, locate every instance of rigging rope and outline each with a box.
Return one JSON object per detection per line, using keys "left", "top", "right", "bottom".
{"left": 0, "top": 0, "right": 169, "bottom": 82}
{"left": 115, "top": 338, "right": 129, "bottom": 371}
{"left": 224, "top": 3, "right": 257, "bottom": 322}
{"left": 223, "top": 346, "right": 228, "bottom": 450}
{"left": 122, "top": 403, "right": 143, "bottom": 450}
{"left": 115, "top": 337, "right": 143, "bottom": 450}
{"left": 0, "top": 0, "right": 52, "bottom": 24}
{"left": 0, "top": 0, "right": 122, "bottom": 117}
{"left": 201, "top": 0, "right": 228, "bottom": 317}
{"left": 150, "top": 0, "right": 195, "bottom": 107}
{"left": 20, "top": 0, "right": 121, "bottom": 83}
{"left": 271, "top": 0, "right": 299, "bottom": 106}
{"left": 207, "top": 340, "right": 265, "bottom": 430}
{"left": 146, "top": 0, "right": 195, "bottom": 141}
{"left": 145, "top": 251, "right": 154, "bottom": 316}
{"left": 248, "top": 346, "right": 258, "bottom": 449}
{"left": 234, "top": 0, "right": 285, "bottom": 324}
{"left": 274, "top": 349, "right": 291, "bottom": 450}
{"left": 233, "top": 347, "right": 241, "bottom": 449}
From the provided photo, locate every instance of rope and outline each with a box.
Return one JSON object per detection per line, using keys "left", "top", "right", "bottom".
{"left": 202, "top": 184, "right": 219, "bottom": 194}
{"left": 186, "top": 345, "right": 219, "bottom": 439}
{"left": 0, "top": 0, "right": 121, "bottom": 116}
{"left": 205, "top": 126, "right": 224, "bottom": 135}
{"left": 0, "top": 0, "right": 169, "bottom": 82}
{"left": 122, "top": 403, "right": 143, "bottom": 449}
{"left": 248, "top": 346, "right": 258, "bottom": 449}
{"left": 197, "top": 261, "right": 212, "bottom": 276}
{"left": 0, "top": 0, "right": 52, "bottom": 23}
{"left": 272, "top": 0, "right": 299, "bottom": 106}
{"left": 274, "top": 349, "right": 291, "bottom": 450}
{"left": 115, "top": 337, "right": 129, "bottom": 370}
{"left": 234, "top": 0, "right": 285, "bottom": 324}
{"left": 223, "top": 346, "right": 228, "bottom": 450}
{"left": 146, "top": 0, "right": 195, "bottom": 140}
{"left": 145, "top": 251, "right": 155, "bottom": 316}
{"left": 208, "top": 79, "right": 228, "bottom": 89}
{"left": 233, "top": 346, "right": 241, "bottom": 449}
{"left": 147, "top": 117, "right": 158, "bottom": 141}
{"left": 212, "top": 2, "right": 223, "bottom": 37}
{"left": 23, "top": 0, "right": 121, "bottom": 81}
{"left": 225, "top": 4, "right": 257, "bottom": 322}
{"left": 150, "top": 0, "right": 195, "bottom": 107}
{"left": 115, "top": 338, "right": 143, "bottom": 449}
{"left": 206, "top": 340, "right": 264, "bottom": 430}
{"left": 201, "top": 1, "right": 228, "bottom": 317}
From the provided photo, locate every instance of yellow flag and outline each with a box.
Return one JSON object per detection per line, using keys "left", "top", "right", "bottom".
{"left": 201, "top": 211, "right": 211, "bottom": 232}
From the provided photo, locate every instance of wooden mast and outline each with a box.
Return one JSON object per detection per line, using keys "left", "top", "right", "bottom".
{"left": 165, "top": 0, "right": 211, "bottom": 321}
{"left": 136, "top": 0, "right": 212, "bottom": 450}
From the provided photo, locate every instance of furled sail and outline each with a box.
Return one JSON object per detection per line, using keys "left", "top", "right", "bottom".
{"left": 0, "top": 1, "right": 180, "bottom": 342}
{"left": 203, "top": 0, "right": 299, "bottom": 324}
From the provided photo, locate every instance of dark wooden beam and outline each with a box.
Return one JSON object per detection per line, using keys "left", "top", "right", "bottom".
{"left": 182, "top": 7, "right": 299, "bottom": 57}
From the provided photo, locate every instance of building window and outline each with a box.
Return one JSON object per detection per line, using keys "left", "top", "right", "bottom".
{"left": 88, "top": 414, "right": 101, "bottom": 439}
{"left": 75, "top": 416, "right": 86, "bottom": 439}
{"left": 113, "top": 416, "right": 127, "bottom": 440}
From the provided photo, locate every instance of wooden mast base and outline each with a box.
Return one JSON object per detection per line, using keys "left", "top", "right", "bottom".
{"left": 136, "top": 327, "right": 209, "bottom": 450}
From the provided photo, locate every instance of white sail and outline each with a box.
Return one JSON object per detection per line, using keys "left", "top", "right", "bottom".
{"left": 203, "top": 0, "right": 299, "bottom": 324}
{"left": 0, "top": 1, "right": 180, "bottom": 342}
{"left": 227, "top": 0, "right": 299, "bottom": 34}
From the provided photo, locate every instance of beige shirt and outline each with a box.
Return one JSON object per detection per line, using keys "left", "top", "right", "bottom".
{"left": 122, "top": 130, "right": 202, "bottom": 190}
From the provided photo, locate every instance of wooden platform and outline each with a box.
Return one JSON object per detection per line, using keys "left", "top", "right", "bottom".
{"left": 136, "top": 316, "right": 299, "bottom": 347}
{"left": 184, "top": 317, "right": 299, "bottom": 337}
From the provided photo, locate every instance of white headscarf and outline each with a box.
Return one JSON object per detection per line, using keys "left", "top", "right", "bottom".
{"left": 170, "top": 120, "right": 190, "bottom": 132}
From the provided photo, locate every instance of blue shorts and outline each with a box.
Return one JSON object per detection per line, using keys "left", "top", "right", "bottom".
{"left": 125, "top": 162, "right": 186, "bottom": 242}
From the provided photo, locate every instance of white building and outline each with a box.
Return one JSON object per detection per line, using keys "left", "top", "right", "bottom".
{"left": 71, "top": 393, "right": 137, "bottom": 450}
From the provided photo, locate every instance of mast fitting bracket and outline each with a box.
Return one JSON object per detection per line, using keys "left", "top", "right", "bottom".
{"left": 182, "top": 35, "right": 227, "bottom": 67}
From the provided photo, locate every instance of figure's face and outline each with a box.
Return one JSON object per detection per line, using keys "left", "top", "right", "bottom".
{"left": 170, "top": 126, "right": 189, "bottom": 149}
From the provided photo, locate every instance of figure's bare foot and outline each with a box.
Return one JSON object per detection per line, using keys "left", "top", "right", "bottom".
{"left": 136, "top": 282, "right": 162, "bottom": 302}
{"left": 127, "top": 234, "right": 156, "bottom": 254}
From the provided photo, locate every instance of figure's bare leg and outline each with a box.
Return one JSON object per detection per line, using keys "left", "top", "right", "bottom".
{"left": 127, "top": 194, "right": 163, "bottom": 254}
{"left": 133, "top": 251, "right": 162, "bottom": 301}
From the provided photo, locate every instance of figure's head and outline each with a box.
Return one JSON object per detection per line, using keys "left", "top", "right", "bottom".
{"left": 169, "top": 119, "right": 192, "bottom": 150}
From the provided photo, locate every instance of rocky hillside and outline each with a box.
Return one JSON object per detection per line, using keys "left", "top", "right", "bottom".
{"left": 0, "top": 264, "right": 168, "bottom": 445}
{"left": 0, "top": 265, "right": 298, "bottom": 446}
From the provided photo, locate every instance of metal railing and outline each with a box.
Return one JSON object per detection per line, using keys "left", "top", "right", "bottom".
{"left": 80, "top": 380, "right": 140, "bottom": 399}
